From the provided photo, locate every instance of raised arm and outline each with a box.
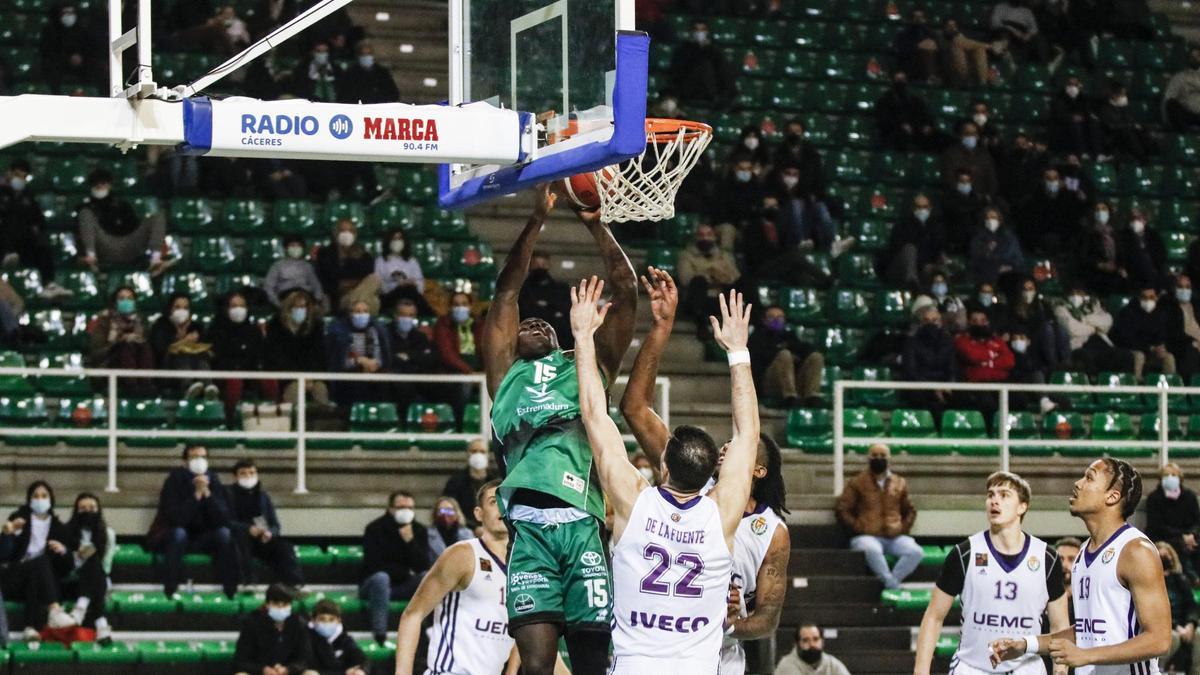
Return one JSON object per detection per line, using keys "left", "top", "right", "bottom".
{"left": 572, "top": 275, "right": 646, "bottom": 543}
{"left": 619, "top": 266, "right": 677, "bottom": 464}
{"left": 575, "top": 208, "right": 638, "bottom": 383}
{"left": 394, "top": 542, "right": 473, "bottom": 675}
{"left": 482, "top": 186, "right": 555, "bottom": 396}
{"left": 705, "top": 291, "right": 759, "bottom": 547}
{"left": 730, "top": 524, "right": 789, "bottom": 640}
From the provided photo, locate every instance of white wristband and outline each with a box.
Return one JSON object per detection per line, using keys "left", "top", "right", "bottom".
{"left": 724, "top": 621, "right": 736, "bottom": 636}
{"left": 727, "top": 350, "right": 750, "bottom": 367}
{"left": 1022, "top": 635, "right": 1040, "bottom": 655}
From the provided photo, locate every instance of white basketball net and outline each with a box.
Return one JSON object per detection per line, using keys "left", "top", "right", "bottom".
{"left": 594, "top": 120, "right": 713, "bottom": 223}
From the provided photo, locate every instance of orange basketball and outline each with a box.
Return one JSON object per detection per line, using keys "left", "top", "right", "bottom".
{"left": 559, "top": 172, "right": 601, "bottom": 210}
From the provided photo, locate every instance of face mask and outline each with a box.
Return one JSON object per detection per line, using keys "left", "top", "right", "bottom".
{"left": 972, "top": 113, "right": 988, "bottom": 127}
{"left": 313, "top": 52, "right": 329, "bottom": 66}
{"left": 1011, "top": 338, "right": 1029, "bottom": 354}
{"left": 468, "top": 453, "right": 489, "bottom": 471}
{"left": 932, "top": 282, "right": 948, "bottom": 297}
{"left": 8, "top": 177, "right": 25, "bottom": 192}
{"left": 91, "top": 187, "right": 109, "bottom": 200}
{"left": 170, "top": 308, "right": 190, "bottom": 326}
{"left": 1069, "top": 294, "right": 1085, "bottom": 308}
{"left": 1141, "top": 299, "right": 1157, "bottom": 313}
{"left": 1045, "top": 181, "right": 1060, "bottom": 194}
{"left": 116, "top": 298, "right": 136, "bottom": 315}
{"left": 290, "top": 307, "right": 308, "bottom": 324}
{"left": 358, "top": 54, "right": 375, "bottom": 69}
{"left": 395, "top": 316, "right": 416, "bottom": 334}
{"left": 969, "top": 324, "right": 991, "bottom": 339}
{"left": 314, "top": 621, "right": 339, "bottom": 638}
{"left": 765, "top": 317, "right": 786, "bottom": 332}
{"left": 286, "top": 245, "right": 304, "bottom": 259}
{"left": 351, "top": 312, "right": 371, "bottom": 330}
{"left": 1065, "top": 85, "right": 1080, "bottom": 98}
{"left": 978, "top": 293, "right": 994, "bottom": 307}
{"left": 638, "top": 467, "right": 656, "bottom": 482}
{"left": 869, "top": 457, "right": 888, "bottom": 474}
{"left": 697, "top": 240, "right": 716, "bottom": 254}
{"left": 336, "top": 231, "right": 355, "bottom": 247}
{"left": 913, "top": 208, "right": 930, "bottom": 223}
{"left": 985, "top": 218, "right": 1000, "bottom": 232}
{"left": 451, "top": 306, "right": 470, "bottom": 324}
{"left": 61, "top": 13, "right": 76, "bottom": 27}
{"left": 1095, "top": 210, "right": 1110, "bottom": 225}
{"left": 692, "top": 30, "right": 708, "bottom": 44}
{"left": 1113, "top": 96, "right": 1129, "bottom": 107}
{"left": 393, "top": 508, "right": 415, "bottom": 525}
{"left": 743, "top": 137, "right": 759, "bottom": 151}
{"left": 237, "top": 477, "right": 258, "bottom": 490}
{"left": 734, "top": 170, "right": 753, "bottom": 183}
{"left": 956, "top": 182, "right": 972, "bottom": 195}
{"left": 1162, "top": 475, "right": 1182, "bottom": 492}
{"left": 781, "top": 175, "right": 799, "bottom": 189}
{"left": 1022, "top": 290, "right": 1037, "bottom": 304}
{"left": 75, "top": 512, "right": 99, "bottom": 529}
{"left": 228, "top": 306, "right": 248, "bottom": 323}
{"left": 799, "top": 648, "right": 823, "bottom": 666}
{"left": 389, "top": 239, "right": 405, "bottom": 254}
{"left": 267, "top": 605, "right": 291, "bottom": 623}
{"left": 188, "top": 457, "right": 208, "bottom": 475}
{"left": 29, "top": 497, "right": 51, "bottom": 516}
{"left": 1178, "top": 288, "right": 1193, "bottom": 304}
{"left": 962, "top": 136, "right": 978, "bottom": 150}
{"left": 1131, "top": 219, "right": 1146, "bottom": 234}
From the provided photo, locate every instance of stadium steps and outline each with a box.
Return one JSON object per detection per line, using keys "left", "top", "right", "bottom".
{"left": 348, "top": 0, "right": 448, "bottom": 104}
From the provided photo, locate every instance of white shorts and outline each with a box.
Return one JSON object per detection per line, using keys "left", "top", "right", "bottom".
{"left": 949, "top": 653, "right": 1047, "bottom": 675}
{"left": 608, "top": 655, "right": 718, "bottom": 674}
{"left": 718, "top": 641, "right": 745, "bottom": 675}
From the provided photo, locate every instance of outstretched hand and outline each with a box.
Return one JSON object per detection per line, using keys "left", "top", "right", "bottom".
{"left": 640, "top": 266, "right": 678, "bottom": 326}
{"left": 709, "top": 290, "right": 751, "bottom": 353}
{"left": 989, "top": 639, "right": 1027, "bottom": 667}
{"left": 533, "top": 183, "right": 557, "bottom": 220}
{"left": 573, "top": 204, "right": 602, "bottom": 228}
{"left": 570, "top": 276, "right": 610, "bottom": 339}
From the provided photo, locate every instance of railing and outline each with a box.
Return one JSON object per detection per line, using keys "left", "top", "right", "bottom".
{"left": 832, "top": 379, "right": 1197, "bottom": 495}
{"left": 0, "top": 367, "right": 669, "bottom": 495}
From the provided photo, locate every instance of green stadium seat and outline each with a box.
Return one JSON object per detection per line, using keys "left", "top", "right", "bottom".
{"left": 874, "top": 289, "right": 911, "bottom": 326}
{"left": 169, "top": 197, "right": 216, "bottom": 234}
{"left": 847, "top": 366, "right": 898, "bottom": 409}
{"left": 300, "top": 590, "right": 362, "bottom": 614}
{"left": 820, "top": 326, "right": 866, "bottom": 366}
{"left": 74, "top": 641, "right": 138, "bottom": 665}
{"left": 0, "top": 45, "right": 36, "bottom": 78}
{"left": 1168, "top": 135, "right": 1200, "bottom": 167}
{"left": 56, "top": 396, "right": 107, "bottom": 447}
{"left": 449, "top": 241, "right": 496, "bottom": 280}
{"left": 401, "top": 171, "right": 438, "bottom": 204}
{"left": 709, "top": 17, "right": 748, "bottom": 45}
{"left": 422, "top": 208, "right": 471, "bottom": 240}
{"left": 198, "top": 640, "right": 236, "bottom": 664}
{"left": 159, "top": 272, "right": 211, "bottom": 311}
{"left": 179, "top": 591, "right": 242, "bottom": 615}
{"left": 829, "top": 289, "right": 872, "bottom": 326}
{"left": 244, "top": 236, "right": 284, "bottom": 274}
{"left": 1147, "top": 372, "right": 1187, "bottom": 413}
{"left": 35, "top": 352, "right": 90, "bottom": 396}
{"left": 112, "top": 541, "right": 153, "bottom": 566}
{"left": 323, "top": 200, "right": 367, "bottom": 230}
{"left": 37, "top": 193, "right": 69, "bottom": 229}
{"left": 45, "top": 156, "right": 89, "bottom": 193}
{"left": 117, "top": 398, "right": 170, "bottom": 448}
{"left": 272, "top": 199, "right": 319, "bottom": 235}
{"left": 46, "top": 231, "right": 78, "bottom": 264}
{"left": 995, "top": 411, "right": 1039, "bottom": 441}
{"left": 213, "top": 273, "right": 261, "bottom": 299}
{"left": 176, "top": 400, "right": 233, "bottom": 448}
{"left": 128, "top": 195, "right": 162, "bottom": 220}
{"left": 1050, "top": 371, "right": 1095, "bottom": 412}
{"left": 405, "top": 402, "right": 457, "bottom": 433}
{"left": 941, "top": 409, "right": 988, "bottom": 441}
{"left": 782, "top": 288, "right": 825, "bottom": 325}
{"left": 3, "top": 268, "right": 43, "bottom": 300}
{"left": 819, "top": 364, "right": 841, "bottom": 400}
{"left": 1118, "top": 164, "right": 1166, "bottom": 197}
{"left": 935, "top": 634, "right": 961, "bottom": 658}
{"left": 0, "top": 395, "right": 51, "bottom": 446}
{"left": 1091, "top": 411, "right": 1136, "bottom": 440}
{"left": 190, "top": 236, "right": 239, "bottom": 272}
{"left": 25, "top": 309, "right": 86, "bottom": 352}
{"left": 849, "top": 220, "right": 891, "bottom": 254}
{"left": 0, "top": 351, "right": 33, "bottom": 395}
{"left": 889, "top": 408, "right": 939, "bottom": 453}
{"left": 369, "top": 200, "right": 417, "bottom": 234}
{"left": 1168, "top": 167, "right": 1200, "bottom": 196}
{"left": 785, "top": 408, "right": 832, "bottom": 452}
{"left": 645, "top": 248, "right": 677, "bottom": 276}
{"left": 328, "top": 544, "right": 364, "bottom": 566}
{"left": 1139, "top": 412, "right": 1183, "bottom": 441}
{"left": 780, "top": 51, "right": 819, "bottom": 79}
{"left": 875, "top": 152, "right": 911, "bottom": 185}
{"left": 359, "top": 640, "right": 398, "bottom": 664}
{"left": 1098, "top": 39, "right": 1135, "bottom": 68}
{"left": 136, "top": 641, "right": 204, "bottom": 664}
{"left": 836, "top": 253, "right": 880, "bottom": 288}
{"left": 830, "top": 150, "right": 874, "bottom": 183}
{"left": 1036, "top": 411, "right": 1087, "bottom": 456}
{"left": 1096, "top": 371, "right": 1148, "bottom": 412}
{"left": 294, "top": 543, "right": 333, "bottom": 565}
{"left": 221, "top": 198, "right": 268, "bottom": 234}
{"left": 1166, "top": 232, "right": 1192, "bottom": 262}
{"left": 112, "top": 590, "right": 179, "bottom": 613}
{"left": 842, "top": 116, "right": 875, "bottom": 148}
{"left": 9, "top": 641, "right": 71, "bottom": 665}
{"left": 843, "top": 407, "right": 884, "bottom": 450}
{"left": 800, "top": 114, "right": 837, "bottom": 146}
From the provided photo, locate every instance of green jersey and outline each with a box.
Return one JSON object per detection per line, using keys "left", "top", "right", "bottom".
{"left": 492, "top": 349, "right": 605, "bottom": 521}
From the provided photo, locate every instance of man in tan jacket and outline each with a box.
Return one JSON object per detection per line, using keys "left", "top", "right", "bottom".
{"left": 678, "top": 222, "right": 741, "bottom": 337}
{"left": 834, "top": 443, "right": 923, "bottom": 589}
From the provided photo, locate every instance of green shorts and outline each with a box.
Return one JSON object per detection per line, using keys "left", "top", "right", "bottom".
{"left": 505, "top": 516, "right": 612, "bottom": 633}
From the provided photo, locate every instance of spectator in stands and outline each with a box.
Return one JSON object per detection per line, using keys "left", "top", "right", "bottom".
{"left": 0, "top": 480, "right": 78, "bottom": 640}
{"left": 880, "top": 194, "right": 947, "bottom": 290}
{"left": 941, "top": 122, "right": 999, "bottom": 199}
{"left": 440, "top": 439, "right": 497, "bottom": 531}
{"left": 427, "top": 496, "right": 472, "bottom": 560}
{"left": 996, "top": 132, "right": 1047, "bottom": 209}
{"left": 264, "top": 290, "right": 330, "bottom": 406}
{"left": 748, "top": 305, "right": 825, "bottom": 408}
{"left": 360, "top": 490, "right": 433, "bottom": 644}
{"left": 942, "top": 169, "right": 990, "bottom": 255}
{"left": 1050, "top": 76, "right": 1105, "bottom": 157}
{"left": 1056, "top": 536, "right": 1081, "bottom": 592}
{"left": 338, "top": 40, "right": 398, "bottom": 104}
{"left": 326, "top": 299, "right": 391, "bottom": 405}
{"left": 968, "top": 207, "right": 1024, "bottom": 286}
{"left": 1158, "top": 541, "right": 1200, "bottom": 674}
{"left": 147, "top": 444, "right": 240, "bottom": 598}
{"left": 1164, "top": 47, "right": 1200, "bottom": 131}
{"left": 835, "top": 444, "right": 922, "bottom": 590}
{"left": 941, "top": 19, "right": 993, "bottom": 88}
{"left": 713, "top": 153, "right": 767, "bottom": 235}
{"left": 1001, "top": 277, "right": 1071, "bottom": 372}
{"left": 291, "top": 40, "right": 338, "bottom": 102}
{"left": 229, "top": 459, "right": 302, "bottom": 587}
{"left": 211, "top": 292, "right": 274, "bottom": 416}
{"left": 775, "top": 120, "right": 825, "bottom": 192}
{"left": 39, "top": 4, "right": 98, "bottom": 93}
{"left": 434, "top": 291, "right": 483, "bottom": 374}
{"left": 736, "top": 127, "right": 772, "bottom": 174}
{"left": 518, "top": 251, "right": 572, "bottom": 350}
{"left": 149, "top": 292, "right": 215, "bottom": 400}
{"left": 1099, "top": 82, "right": 1157, "bottom": 162}
{"left": 954, "top": 308, "right": 1014, "bottom": 421}
{"left": 911, "top": 273, "right": 968, "bottom": 334}
{"left": 77, "top": 168, "right": 168, "bottom": 273}
{"left": 1078, "top": 201, "right": 1129, "bottom": 295}
{"left": 775, "top": 622, "right": 851, "bottom": 675}
{"left": 1164, "top": 274, "right": 1200, "bottom": 379}
{"left": 315, "top": 219, "right": 376, "bottom": 314}
{"left": 1055, "top": 284, "right": 1141, "bottom": 375}
{"left": 969, "top": 100, "right": 1002, "bottom": 154}
{"left": 265, "top": 234, "right": 324, "bottom": 308}
{"left": 233, "top": 582, "right": 314, "bottom": 675}
{"left": 770, "top": 162, "right": 852, "bottom": 260}
{"left": 990, "top": 0, "right": 1050, "bottom": 65}
{"left": 874, "top": 71, "right": 945, "bottom": 153}
{"left": 901, "top": 305, "right": 958, "bottom": 417}
{"left": 1118, "top": 208, "right": 1168, "bottom": 293}
{"left": 668, "top": 20, "right": 736, "bottom": 107}
{"left": 893, "top": 9, "right": 941, "bottom": 83}
{"left": 1114, "top": 287, "right": 1177, "bottom": 377}
{"left": 632, "top": 453, "right": 660, "bottom": 486}
{"left": 0, "top": 160, "right": 68, "bottom": 299}
{"left": 308, "top": 598, "right": 366, "bottom": 675}
{"left": 61, "top": 492, "right": 114, "bottom": 642}
{"left": 743, "top": 195, "right": 833, "bottom": 289}
{"left": 1017, "top": 166, "right": 1087, "bottom": 256}
{"left": 678, "top": 223, "right": 742, "bottom": 336}
{"left": 88, "top": 286, "right": 155, "bottom": 393}
{"left": 1146, "top": 463, "right": 1200, "bottom": 583}
{"left": 1058, "top": 153, "right": 1095, "bottom": 203}
{"left": 386, "top": 298, "right": 437, "bottom": 405}
{"left": 375, "top": 228, "right": 428, "bottom": 316}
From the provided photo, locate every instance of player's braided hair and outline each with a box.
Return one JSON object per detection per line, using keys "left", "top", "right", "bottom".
{"left": 753, "top": 433, "right": 789, "bottom": 515}
{"left": 1101, "top": 457, "right": 1143, "bottom": 519}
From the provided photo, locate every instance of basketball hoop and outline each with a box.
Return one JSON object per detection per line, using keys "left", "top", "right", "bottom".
{"left": 593, "top": 118, "right": 713, "bottom": 223}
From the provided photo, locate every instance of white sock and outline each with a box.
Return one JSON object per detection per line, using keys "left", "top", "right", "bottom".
{"left": 71, "top": 598, "right": 89, "bottom": 619}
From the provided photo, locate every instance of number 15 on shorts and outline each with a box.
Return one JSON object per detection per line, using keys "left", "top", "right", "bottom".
{"left": 585, "top": 579, "right": 609, "bottom": 607}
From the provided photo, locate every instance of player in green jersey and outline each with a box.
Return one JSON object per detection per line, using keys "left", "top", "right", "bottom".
{"left": 482, "top": 186, "right": 637, "bottom": 675}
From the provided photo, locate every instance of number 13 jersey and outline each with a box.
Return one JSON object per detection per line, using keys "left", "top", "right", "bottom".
{"left": 611, "top": 486, "right": 732, "bottom": 673}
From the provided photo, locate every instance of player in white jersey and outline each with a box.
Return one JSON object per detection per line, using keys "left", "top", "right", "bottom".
{"left": 991, "top": 458, "right": 1172, "bottom": 673}
{"left": 571, "top": 279, "right": 761, "bottom": 673}
{"left": 395, "top": 480, "right": 533, "bottom": 675}
{"left": 620, "top": 266, "right": 791, "bottom": 675}
{"left": 913, "top": 471, "right": 1070, "bottom": 675}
